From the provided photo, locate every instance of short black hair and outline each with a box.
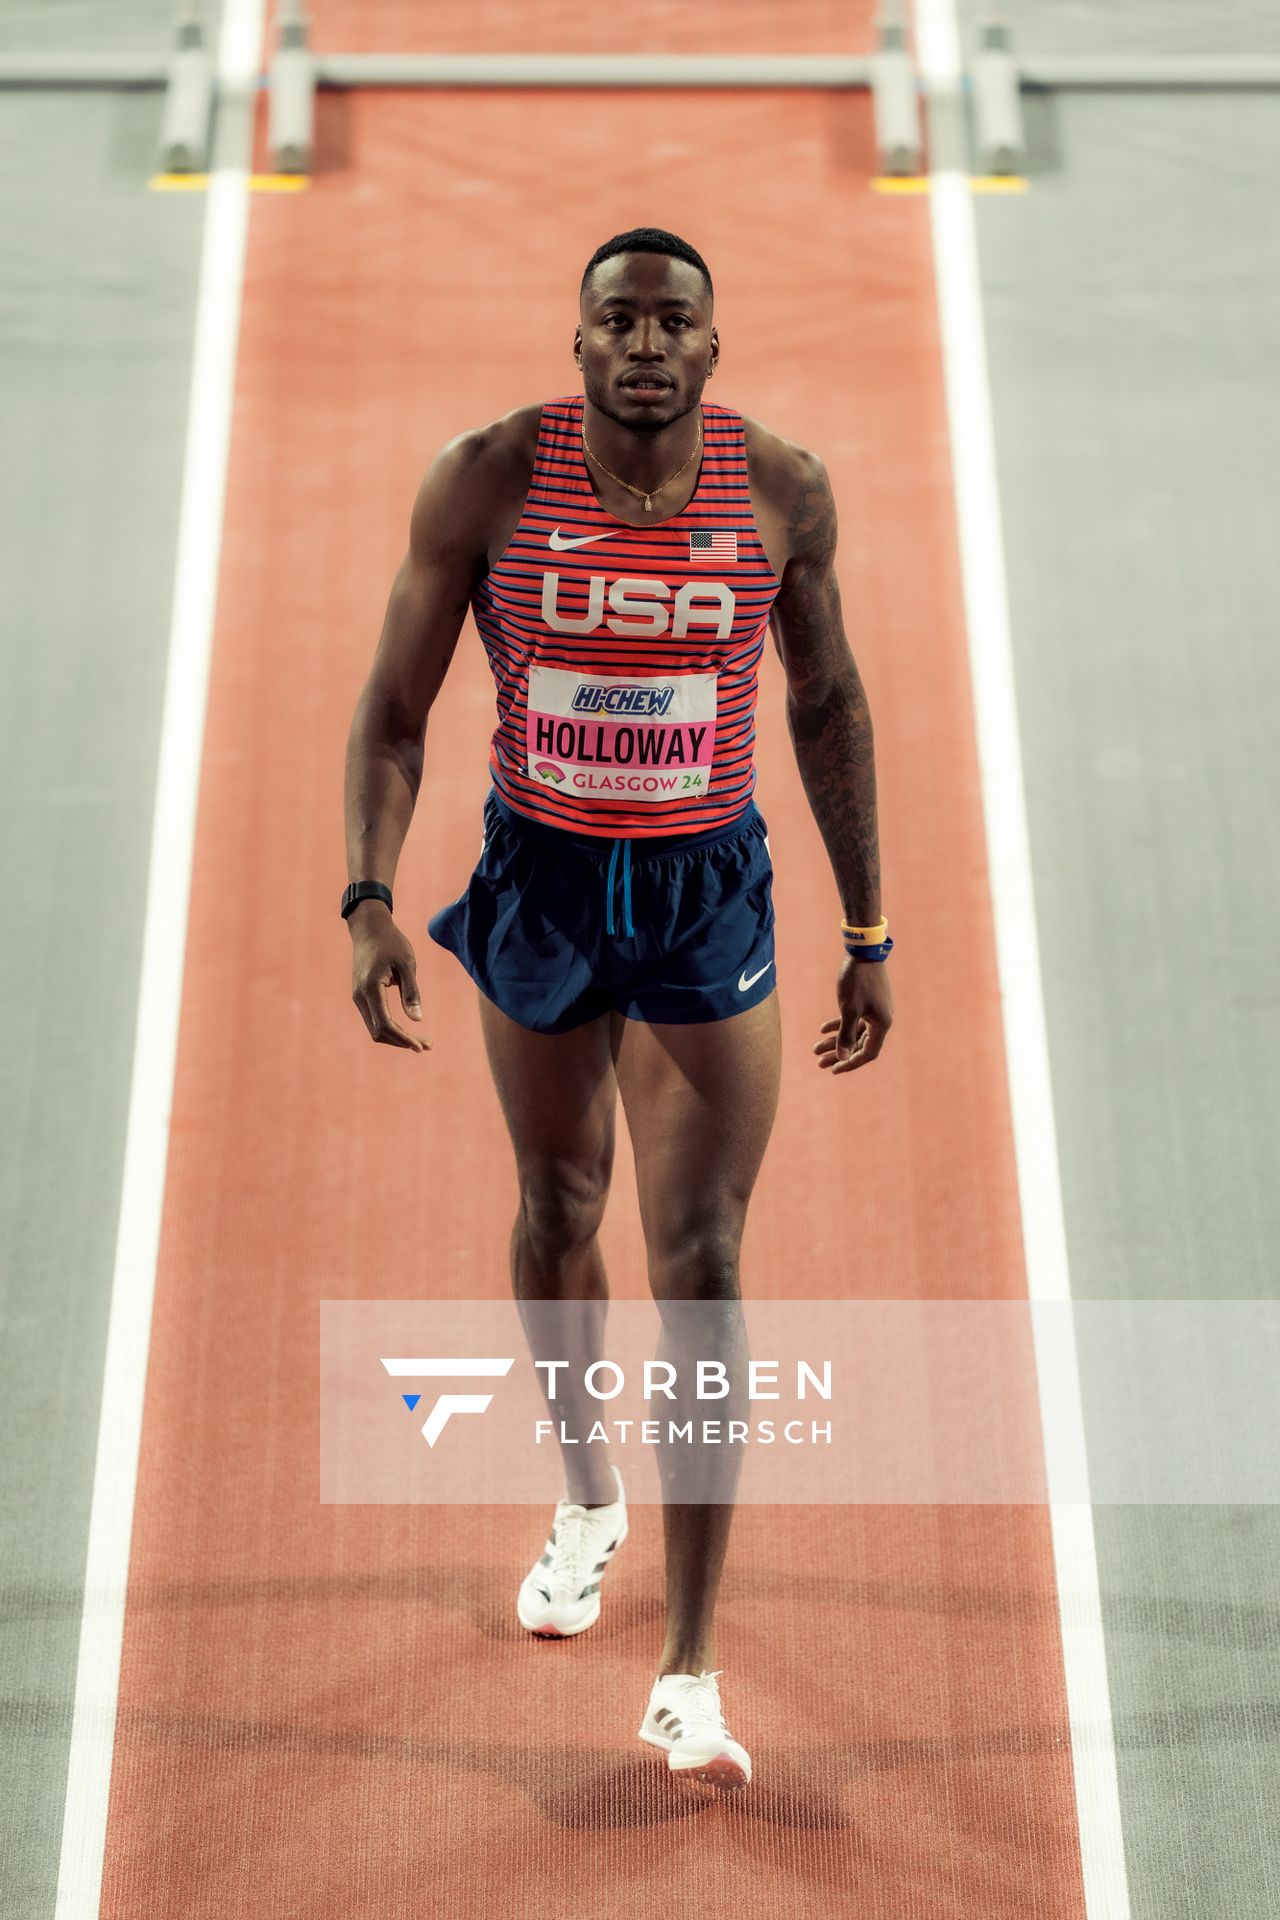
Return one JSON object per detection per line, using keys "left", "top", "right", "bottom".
{"left": 580, "top": 228, "right": 713, "bottom": 309}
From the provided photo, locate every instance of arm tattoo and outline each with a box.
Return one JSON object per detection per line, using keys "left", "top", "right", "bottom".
{"left": 771, "top": 455, "right": 881, "bottom": 924}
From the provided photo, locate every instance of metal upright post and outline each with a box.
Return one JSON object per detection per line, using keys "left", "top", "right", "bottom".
{"left": 268, "top": 0, "right": 316, "bottom": 174}
{"left": 156, "top": 2, "right": 215, "bottom": 173}
{"left": 871, "top": 4, "right": 923, "bottom": 176}
{"left": 971, "top": 17, "right": 1025, "bottom": 175}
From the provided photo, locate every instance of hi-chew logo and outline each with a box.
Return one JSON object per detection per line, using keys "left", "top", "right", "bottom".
{"left": 571, "top": 682, "right": 676, "bottom": 717}
{"left": 381, "top": 1356, "right": 514, "bottom": 1446}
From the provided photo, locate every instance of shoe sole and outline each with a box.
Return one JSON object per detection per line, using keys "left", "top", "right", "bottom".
{"left": 673, "top": 1753, "right": 751, "bottom": 1790}
{"left": 516, "top": 1598, "right": 600, "bottom": 1638}
{"left": 637, "top": 1726, "right": 751, "bottom": 1790}
{"left": 516, "top": 1514, "right": 628, "bottom": 1637}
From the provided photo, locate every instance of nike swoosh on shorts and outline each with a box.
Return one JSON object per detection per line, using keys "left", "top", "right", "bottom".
{"left": 548, "top": 528, "right": 615, "bottom": 550}
{"left": 738, "top": 960, "right": 775, "bottom": 992}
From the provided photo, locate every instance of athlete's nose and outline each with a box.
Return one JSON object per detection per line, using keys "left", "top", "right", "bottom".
{"left": 629, "top": 320, "right": 667, "bottom": 363}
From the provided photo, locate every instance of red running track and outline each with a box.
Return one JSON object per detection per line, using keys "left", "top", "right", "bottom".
{"left": 100, "top": 22, "right": 1086, "bottom": 1917}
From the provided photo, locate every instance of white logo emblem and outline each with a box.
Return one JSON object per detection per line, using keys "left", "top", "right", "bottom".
{"left": 380, "top": 1356, "right": 514, "bottom": 1447}
{"left": 738, "top": 959, "right": 775, "bottom": 992}
{"left": 549, "top": 527, "right": 615, "bottom": 551}
{"left": 542, "top": 572, "right": 735, "bottom": 638}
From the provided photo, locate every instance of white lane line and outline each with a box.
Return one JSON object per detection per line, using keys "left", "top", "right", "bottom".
{"left": 912, "top": 3, "right": 1132, "bottom": 1916}
{"left": 54, "top": 4, "right": 264, "bottom": 1912}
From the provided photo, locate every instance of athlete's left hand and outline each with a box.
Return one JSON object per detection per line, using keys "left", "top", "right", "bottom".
{"left": 813, "top": 957, "right": 893, "bottom": 1073}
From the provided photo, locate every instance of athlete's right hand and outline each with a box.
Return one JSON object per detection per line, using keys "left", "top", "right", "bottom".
{"left": 349, "top": 905, "right": 430, "bottom": 1052}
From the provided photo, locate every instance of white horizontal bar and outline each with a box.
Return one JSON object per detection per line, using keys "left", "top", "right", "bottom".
{"left": 315, "top": 52, "right": 876, "bottom": 88}
{"left": 0, "top": 53, "right": 170, "bottom": 86}
{"left": 1020, "top": 54, "right": 1280, "bottom": 89}
{"left": 6, "top": 48, "right": 1279, "bottom": 97}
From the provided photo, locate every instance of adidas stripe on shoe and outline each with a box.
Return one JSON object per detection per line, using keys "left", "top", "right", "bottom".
{"left": 516, "top": 1463, "right": 628, "bottom": 1638}
{"left": 638, "top": 1668, "right": 752, "bottom": 1789}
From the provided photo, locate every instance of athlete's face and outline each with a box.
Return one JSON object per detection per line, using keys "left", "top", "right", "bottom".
{"left": 575, "top": 253, "right": 717, "bottom": 434}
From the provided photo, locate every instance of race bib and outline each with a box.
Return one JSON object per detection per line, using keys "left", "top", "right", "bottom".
{"left": 525, "top": 665, "right": 717, "bottom": 804}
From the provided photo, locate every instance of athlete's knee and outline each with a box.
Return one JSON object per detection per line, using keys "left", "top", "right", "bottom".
{"left": 647, "top": 1216, "right": 744, "bottom": 1301}
{"left": 517, "top": 1159, "right": 610, "bottom": 1261}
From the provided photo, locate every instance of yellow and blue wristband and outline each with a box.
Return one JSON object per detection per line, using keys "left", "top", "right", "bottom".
{"left": 841, "top": 915, "right": 894, "bottom": 962}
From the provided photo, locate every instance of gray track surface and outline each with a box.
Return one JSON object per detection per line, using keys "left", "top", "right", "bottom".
{"left": 962, "top": 0, "right": 1280, "bottom": 58}
{"left": 956, "top": 4, "right": 1280, "bottom": 1912}
{"left": 0, "top": 14, "right": 212, "bottom": 1910}
{"left": 0, "top": 2, "right": 186, "bottom": 56}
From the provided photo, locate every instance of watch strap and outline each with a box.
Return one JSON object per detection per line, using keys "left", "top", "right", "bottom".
{"left": 341, "top": 880, "right": 393, "bottom": 921}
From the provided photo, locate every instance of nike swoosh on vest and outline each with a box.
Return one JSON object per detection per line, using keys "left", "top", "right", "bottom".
{"left": 548, "top": 527, "right": 615, "bottom": 550}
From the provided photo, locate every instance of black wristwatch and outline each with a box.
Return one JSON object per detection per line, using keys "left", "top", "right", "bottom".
{"left": 341, "top": 880, "right": 393, "bottom": 921}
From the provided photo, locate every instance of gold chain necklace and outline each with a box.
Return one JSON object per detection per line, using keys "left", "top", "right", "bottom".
{"left": 581, "top": 411, "right": 703, "bottom": 512}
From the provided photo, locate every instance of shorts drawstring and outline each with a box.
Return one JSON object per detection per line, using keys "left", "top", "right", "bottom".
{"left": 604, "top": 836, "right": 634, "bottom": 938}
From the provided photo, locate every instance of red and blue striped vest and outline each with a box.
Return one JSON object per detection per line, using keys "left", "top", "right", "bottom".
{"left": 472, "top": 392, "right": 782, "bottom": 838}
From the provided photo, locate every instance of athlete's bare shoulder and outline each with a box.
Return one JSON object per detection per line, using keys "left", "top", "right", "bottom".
{"left": 740, "top": 414, "right": 834, "bottom": 576}
{"left": 450, "top": 399, "right": 541, "bottom": 478}
{"left": 412, "top": 402, "right": 542, "bottom": 561}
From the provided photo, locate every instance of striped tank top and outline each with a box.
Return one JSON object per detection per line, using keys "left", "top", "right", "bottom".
{"left": 471, "top": 392, "right": 783, "bottom": 838}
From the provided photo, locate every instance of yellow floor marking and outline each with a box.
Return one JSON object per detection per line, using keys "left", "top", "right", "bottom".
{"left": 151, "top": 171, "right": 1026, "bottom": 198}
{"left": 149, "top": 173, "right": 310, "bottom": 192}
{"left": 872, "top": 175, "right": 1030, "bottom": 193}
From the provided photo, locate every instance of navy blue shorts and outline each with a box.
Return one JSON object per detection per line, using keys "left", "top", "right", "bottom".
{"left": 427, "top": 787, "right": 777, "bottom": 1034}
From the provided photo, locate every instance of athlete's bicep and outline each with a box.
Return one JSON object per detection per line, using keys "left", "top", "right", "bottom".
{"left": 769, "top": 452, "right": 862, "bottom": 708}
{"left": 362, "top": 433, "right": 492, "bottom": 738}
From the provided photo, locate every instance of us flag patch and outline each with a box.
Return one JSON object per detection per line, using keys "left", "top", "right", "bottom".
{"left": 689, "top": 528, "right": 738, "bottom": 563}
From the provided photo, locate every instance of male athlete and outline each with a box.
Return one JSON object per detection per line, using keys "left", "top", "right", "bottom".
{"left": 343, "top": 228, "right": 892, "bottom": 1791}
